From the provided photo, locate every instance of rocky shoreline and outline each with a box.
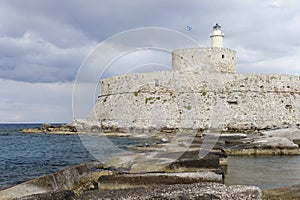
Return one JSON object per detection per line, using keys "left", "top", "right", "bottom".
{"left": 1, "top": 159, "right": 298, "bottom": 200}
{"left": 22, "top": 123, "right": 79, "bottom": 135}
{"left": 0, "top": 160, "right": 262, "bottom": 200}
{"left": 12, "top": 125, "right": 300, "bottom": 199}
{"left": 22, "top": 122, "right": 300, "bottom": 155}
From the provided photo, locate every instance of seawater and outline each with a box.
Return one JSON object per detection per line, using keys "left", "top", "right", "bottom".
{"left": 0, "top": 124, "right": 142, "bottom": 190}
{"left": 225, "top": 156, "right": 300, "bottom": 189}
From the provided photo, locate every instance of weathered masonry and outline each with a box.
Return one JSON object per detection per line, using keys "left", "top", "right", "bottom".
{"left": 95, "top": 24, "right": 300, "bottom": 132}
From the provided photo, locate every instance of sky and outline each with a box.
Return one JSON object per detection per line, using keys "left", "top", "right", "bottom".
{"left": 1, "top": 0, "right": 300, "bottom": 123}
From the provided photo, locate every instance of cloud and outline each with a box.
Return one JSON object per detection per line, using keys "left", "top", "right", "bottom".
{"left": 1, "top": 0, "right": 300, "bottom": 83}
{"left": 0, "top": 79, "right": 73, "bottom": 122}
{"left": 0, "top": 31, "right": 96, "bottom": 83}
{"left": 102, "top": 49, "right": 172, "bottom": 78}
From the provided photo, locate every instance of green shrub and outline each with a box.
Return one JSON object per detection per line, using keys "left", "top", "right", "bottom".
{"left": 184, "top": 105, "right": 192, "bottom": 110}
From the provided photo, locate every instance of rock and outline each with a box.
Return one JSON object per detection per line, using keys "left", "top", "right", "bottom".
{"left": 21, "top": 127, "right": 41, "bottom": 133}
{"left": 15, "top": 190, "right": 75, "bottom": 200}
{"left": 168, "top": 151, "right": 220, "bottom": 170}
{"left": 292, "top": 139, "right": 300, "bottom": 146}
{"left": 98, "top": 172, "right": 223, "bottom": 190}
{"left": 218, "top": 133, "right": 248, "bottom": 141}
{"left": 71, "top": 119, "right": 101, "bottom": 132}
{"left": 263, "top": 183, "right": 300, "bottom": 200}
{"left": 261, "top": 127, "right": 300, "bottom": 141}
{"left": 106, "top": 153, "right": 141, "bottom": 170}
{"left": 161, "top": 137, "right": 170, "bottom": 143}
{"left": 226, "top": 148, "right": 300, "bottom": 156}
{"left": 75, "top": 182, "right": 262, "bottom": 200}
{"left": 0, "top": 161, "right": 109, "bottom": 200}
{"left": 128, "top": 151, "right": 221, "bottom": 173}
{"left": 253, "top": 137, "right": 298, "bottom": 148}
{"left": 22, "top": 124, "right": 78, "bottom": 134}
{"left": 224, "top": 136, "right": 300, "bottom": 156}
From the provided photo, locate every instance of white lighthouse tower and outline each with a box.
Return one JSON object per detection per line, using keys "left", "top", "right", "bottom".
{"left": 210, "top": 23, "right": 224, "bottom": 48}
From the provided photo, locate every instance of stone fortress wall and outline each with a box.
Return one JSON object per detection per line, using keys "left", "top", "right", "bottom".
{"left": 95, "top": 69, "right": 300, "bottom": 131}
{"left": 94, "top": 26, "right": 300, "bottom": 132}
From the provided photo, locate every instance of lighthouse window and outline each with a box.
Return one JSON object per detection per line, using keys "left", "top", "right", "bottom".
{"left": 134, "top": 74, "right": 139, "bottom": 80}
{"left": 222, "top": 55, "right": 225, "bottom": 59}
{"left": 154, "top": 79, "right": 159, "bottom": 87}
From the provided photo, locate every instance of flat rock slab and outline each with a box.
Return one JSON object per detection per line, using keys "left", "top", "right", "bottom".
{"left": 224, "top": 136, "right": 300, "bottom": 156}
{"left": 226, "top": 148, "right": 300, "bottom": 156}
{"left": 107, "top": 150, "right": 221, "bottom": 173}
{"left": 168, "top": 153, "right": 220, "bottom": 170}
{"left": 261, "top": 128, "right": 300, "bottom": 141}
{"left": 129, "top": 151, "right": 220, "bottom": 173}
{"left": 253, "top": 137, "right": 298, "bottom": 148}
{"left": 98, "top": 172, "right": 222, "bottom": 190}
{"left": 76, "top": 182, "right": 262, "bottom": 200}
{"left": 211, "top": 133, "right": 247, "bottom": 141}
{"left": 15, "top": 190, "right": 75, "bottom": 200}
{"left": 0, "top": 161, "right": 106, "bottom": 200}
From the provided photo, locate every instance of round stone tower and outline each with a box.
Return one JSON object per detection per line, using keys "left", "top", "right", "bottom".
{"left": 172, "top": 24, "right": 236, "bottom": 74}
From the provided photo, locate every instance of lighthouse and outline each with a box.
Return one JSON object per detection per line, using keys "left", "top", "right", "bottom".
{"left": 172, "top": 23, "right": 236, "bottom": 74}
{"left": 210, "top": 23, "right": 224, "bottom": 48}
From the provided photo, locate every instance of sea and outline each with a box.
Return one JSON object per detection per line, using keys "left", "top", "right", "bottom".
{"left": 1, "top": 124, "right": 300, "bottom": 190}
{"left": 225, "top": 156, "right": 300, "bottom": 189}
{"left": 0, "top": 124, "right": 143, "bottom": 190}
